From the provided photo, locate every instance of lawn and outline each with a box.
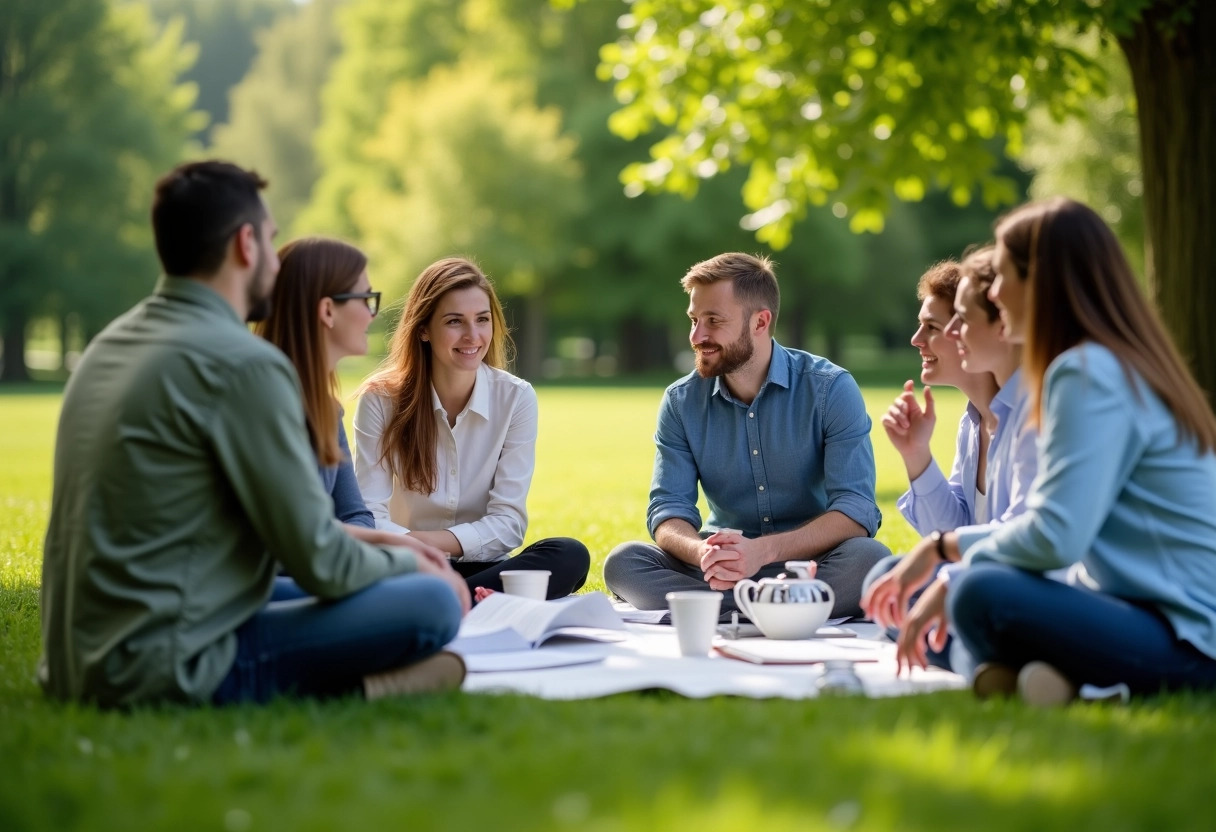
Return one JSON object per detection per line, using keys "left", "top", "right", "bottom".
{"left": 2, "top": 383, "right": 1215, "bottom": 832}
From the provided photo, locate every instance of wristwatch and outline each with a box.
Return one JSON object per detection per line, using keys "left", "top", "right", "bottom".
{"left": 930, "top": 530, "right": 949, "bottom": 562}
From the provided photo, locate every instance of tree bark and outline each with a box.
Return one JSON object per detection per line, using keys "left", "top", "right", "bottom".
{"left": 1120, "top": 1, "right": 1216, "bottom": 404}
{"left": 509, "top": 293, "right": 546, "bottom": 382}
{"left": 1, "top": 306, "right": 30, "bottom": 382}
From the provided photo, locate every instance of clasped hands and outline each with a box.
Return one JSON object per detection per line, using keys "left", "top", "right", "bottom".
{"left": 860, "top": 533, "right": 951, "bottom": 676}
{"left": 699, "top": 528, "right": 771, "bottom": 590}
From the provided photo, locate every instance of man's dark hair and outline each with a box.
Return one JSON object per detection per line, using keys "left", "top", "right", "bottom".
{"left": 151, "top": 160, "right": 269, "bottom": 278}
{"left": 681, "top": 252, "right": 780, "bottom": 325}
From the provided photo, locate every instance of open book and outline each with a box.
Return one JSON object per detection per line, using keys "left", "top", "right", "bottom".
{"left": 713, "top": 636, "right": 885, "bottom": 665}
{"left": 448, "top": 591, "right": 627, "bottom": 656}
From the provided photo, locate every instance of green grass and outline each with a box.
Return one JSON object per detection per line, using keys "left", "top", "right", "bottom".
{"left": 3, "top": 385, "right": 1215, "bottom": 831}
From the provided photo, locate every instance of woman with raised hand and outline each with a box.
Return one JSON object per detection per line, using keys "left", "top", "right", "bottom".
{"left": 866, "top": 250, "right": 1037, "bottom": 663}
{"left": 354, "top": 257, "right": 589, "bottom": 600}
{"left": 874, "top": 198, "right": 1216, "bottom": 704}
{"left": 883, "top": 259, "right": 999, "bottom": 534}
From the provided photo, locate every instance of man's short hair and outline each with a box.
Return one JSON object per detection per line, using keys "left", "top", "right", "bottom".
{"left": 680, "top": 252, "right": 780, "bottom": 324}
{"left": 151, "top": 160, "right": 268, "bottom": 278}
{"left": 916, "top": 261, "right": 963, "bottom": 305}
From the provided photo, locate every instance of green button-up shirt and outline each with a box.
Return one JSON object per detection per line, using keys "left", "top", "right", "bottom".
{"left": 39, "top": 277, "right": 420, "bottom": 706}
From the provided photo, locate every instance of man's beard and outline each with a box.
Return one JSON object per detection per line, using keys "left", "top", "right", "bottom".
{"left": 694, "top": 328, "right": 754, "bottom": 378}
{"left": 244, "top": 241, "right": 273, "bottom": 323}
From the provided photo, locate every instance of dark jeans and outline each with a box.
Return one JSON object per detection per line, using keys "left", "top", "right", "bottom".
{"left": 603, "top": 536, "right": 889, "bottom": 620}
{"left": 455, "top": 537, "right": 590, "bottom": 600}
{"left": 211, "top": 573, "right": 462, "bottom": 705}
{"left": 949, "top": 563, "right": 1216, "bottom": 695}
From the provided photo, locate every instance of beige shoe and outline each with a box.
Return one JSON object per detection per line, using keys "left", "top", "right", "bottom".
{"left": 971, "top": 662, "right": 1018, "bottom": 699}
{"left": 363, "top": 651, "right": 467, "bottom": 700}
{"left": 1017, "top": 661, "right": 1077, "bottom": 707}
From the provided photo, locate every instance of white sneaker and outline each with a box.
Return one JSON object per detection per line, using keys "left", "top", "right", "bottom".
{"left": 1017, "top": 661, "right": 1077, "bottom": 707}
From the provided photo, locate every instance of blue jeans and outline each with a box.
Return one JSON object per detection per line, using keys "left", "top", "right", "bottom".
{"left": 949, "top": 563, "right": 1216, "bottom": 696}
{"left": 211, "top": 574, "right": 462, "bottom": 704}
{"left": 604, "top": 536, "right": 889, "bottom": 620}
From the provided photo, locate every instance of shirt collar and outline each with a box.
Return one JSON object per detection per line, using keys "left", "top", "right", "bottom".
{"left": 431, "top": 363, "right": 492, "bottom": 420}
{"left": 991, "top": 367, "right": 1025, "bottom": 416}
{"left": 154, "top": 276, "right": 244, "bottom": 326}
{"left": 712, "top": 338, "right": 790, "bottom": 401}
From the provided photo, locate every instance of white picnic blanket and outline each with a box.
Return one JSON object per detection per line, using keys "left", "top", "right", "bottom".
{"left": 461, "top": 622, "right": 965, "bottom": 700}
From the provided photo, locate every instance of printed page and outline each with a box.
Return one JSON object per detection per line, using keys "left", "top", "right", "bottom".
{"left": 451, "top": 592, "right": 624, "bottom": 652}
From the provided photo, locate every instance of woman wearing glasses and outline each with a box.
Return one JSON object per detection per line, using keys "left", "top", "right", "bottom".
{"left": 256, "top": 239, "right": 469, "bottom": 607}
{"left": 353, "top": 257, "right": 589, "bottom": 599}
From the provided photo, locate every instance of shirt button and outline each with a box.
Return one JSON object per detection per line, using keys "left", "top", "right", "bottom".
{"left": 748, "top": 412, "right": 755, "bottom": 418}
{"left": 450, "top": 469, "right": 457, "bottom": 475}
{"left": 752, "top": 449, "right": 758, "bottom": 455}
{"left": 758, "top": 485, "right": 765, "bottom": 492}
{"left": 763, "top": 516, "right": 770, "bottom": 523}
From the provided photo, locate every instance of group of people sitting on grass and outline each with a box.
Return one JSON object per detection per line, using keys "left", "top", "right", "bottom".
{"left": 38, "top": 160, "right": 1216, "bottom": 709}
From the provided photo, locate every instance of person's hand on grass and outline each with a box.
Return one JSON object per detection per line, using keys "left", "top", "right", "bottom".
{"left": 861, "top": 534, "right": 943, "bottom": 628}
{"left": 895, "top": 576, "right": 951, "bottom": 676}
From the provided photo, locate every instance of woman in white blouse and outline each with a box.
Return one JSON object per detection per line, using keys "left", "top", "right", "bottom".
{"left": 354, "top": 257, "right": 589, "bottom": 599}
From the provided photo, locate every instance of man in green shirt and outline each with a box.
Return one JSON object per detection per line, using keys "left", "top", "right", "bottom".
{"left": 39, "top": 161, "right": 470, "bottom": 708}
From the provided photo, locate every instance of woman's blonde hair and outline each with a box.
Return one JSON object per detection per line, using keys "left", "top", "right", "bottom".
{"left": 996, "top": 197, "right": 1216, "bottom": 451}
{"left": 361, "top": 257, "right": 513, "bottom": 494}
{"left": 256, "top": 237, "right": 367, "bottom": 466}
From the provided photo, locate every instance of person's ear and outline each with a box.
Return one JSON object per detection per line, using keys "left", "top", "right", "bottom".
{"left": 420, "top": 326, "right": 430, "bottom": 342}
{"left": 753, "top": 308, "right": 772, "bottom": 336}
{"left": 318, "top": 297, "right": 336, "bottom": 330}
{"left": 234, "top": 223, "right": 257, "bottom": 267}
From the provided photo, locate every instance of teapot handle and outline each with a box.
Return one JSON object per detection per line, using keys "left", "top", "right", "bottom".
{"left": 733, "top": 580, "right": 760, "bottom": 621}
{"left": 815, "top": 579, "right": 835, "bottom": 609}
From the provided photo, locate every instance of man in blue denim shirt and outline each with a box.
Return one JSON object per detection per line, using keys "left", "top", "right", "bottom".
{"left": 604, "top": 253, "right": 889, "bottom": 619}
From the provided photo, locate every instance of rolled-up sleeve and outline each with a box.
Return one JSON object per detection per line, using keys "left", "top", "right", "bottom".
{"left": 820, "top": 373, "right": 882, "bottom": 536}
{"left": 449, "top": 387, "right": 537, "bottom": 560}
{"left": 352, "top": 392, "right": 410, "bottom": 535}
{"left": 212, "top": 362, "right": 417, "bottom": 598}
{"left": 646, "top": 390, "right": 703, "bottom": 538}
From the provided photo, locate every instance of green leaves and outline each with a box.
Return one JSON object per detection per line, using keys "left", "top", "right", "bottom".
{"left": 602, "top": 0, "right": 1122, "bottom": 247}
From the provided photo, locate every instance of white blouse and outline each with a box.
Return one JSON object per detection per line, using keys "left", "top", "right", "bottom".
{"left": 353, "top": 363, "right": 538, "bottom": 562}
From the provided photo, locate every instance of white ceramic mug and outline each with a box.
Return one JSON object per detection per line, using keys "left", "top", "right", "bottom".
{"left": 733, "top": 578, "right": 835, "bottom": 639}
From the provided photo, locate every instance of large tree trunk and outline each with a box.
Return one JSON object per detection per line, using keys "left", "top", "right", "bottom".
{"left": 1120, "top": 2, "right": 1216, "bottom": 404}
{"left": 1, "top": 306, "right": 30, "bottom": 382}
{"left": 510, "top": 293, "right": 546, "bottom": 382}
{"left": 616, "top": 314, "right": 673, "bottom": 374}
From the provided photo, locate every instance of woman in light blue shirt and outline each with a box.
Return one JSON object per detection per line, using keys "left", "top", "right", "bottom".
{"left": 867, "top": 197, "right": 1216, "bottom": 704}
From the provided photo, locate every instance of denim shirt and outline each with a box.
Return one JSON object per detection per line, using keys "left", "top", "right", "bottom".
{"left": 965, "top": 344, "right": 1216, "bottom": 660}
{"left": 647, "top": 340, "right": 881, "bottom": 540}
{"left": 318, "top": 420, "right": 374, "bottom": 529}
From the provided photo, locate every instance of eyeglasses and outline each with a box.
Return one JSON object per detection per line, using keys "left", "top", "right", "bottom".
{"left": 329, "top": 291, "right": 381, "bottom": 317}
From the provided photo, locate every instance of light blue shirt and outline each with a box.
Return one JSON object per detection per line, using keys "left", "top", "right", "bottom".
{"left": 897, "top": 405, "right": 983, "bottom": 534}
{"left": 964, "top": 344, "right": 1216, "bottom": 660}
{"left": 899, "top": 371, "right": 1038, "bottom": 544}
{"left": 647, "top": 340, "right": 881, "bottom": 540}
{"left": 953, "top": 369, "right": 1038, "bottom": 552}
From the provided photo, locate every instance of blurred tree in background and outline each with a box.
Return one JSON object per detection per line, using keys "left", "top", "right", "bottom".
{"left": 0, "top": 0, "right": 200, "bottom": 381}
{"left": 600, "top": 0, "right": 1215, "bottom": 397}
{"left": 146, "top": 0, "right": 292, "bottom": 143}
{"left": 210, "top": 0, "right": 346, "bottom": 232}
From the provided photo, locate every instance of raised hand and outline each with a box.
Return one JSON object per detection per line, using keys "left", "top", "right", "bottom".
{"left": 880, "top": 380, "right": 937, "bottom": 479}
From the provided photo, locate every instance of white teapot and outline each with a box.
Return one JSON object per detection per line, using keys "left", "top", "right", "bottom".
{"left": 733, "top": 561, "right": 835, "bottom": 639}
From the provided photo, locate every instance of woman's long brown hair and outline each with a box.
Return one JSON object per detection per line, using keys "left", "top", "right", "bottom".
{"left": 256, "top": 237, "right": 368, "bottom": 466}
{"left": 361, "top": 257, "right": 513, "bottom": 494}
{"left": 997, "top": 197, "right": 1216, "bottom": 451}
